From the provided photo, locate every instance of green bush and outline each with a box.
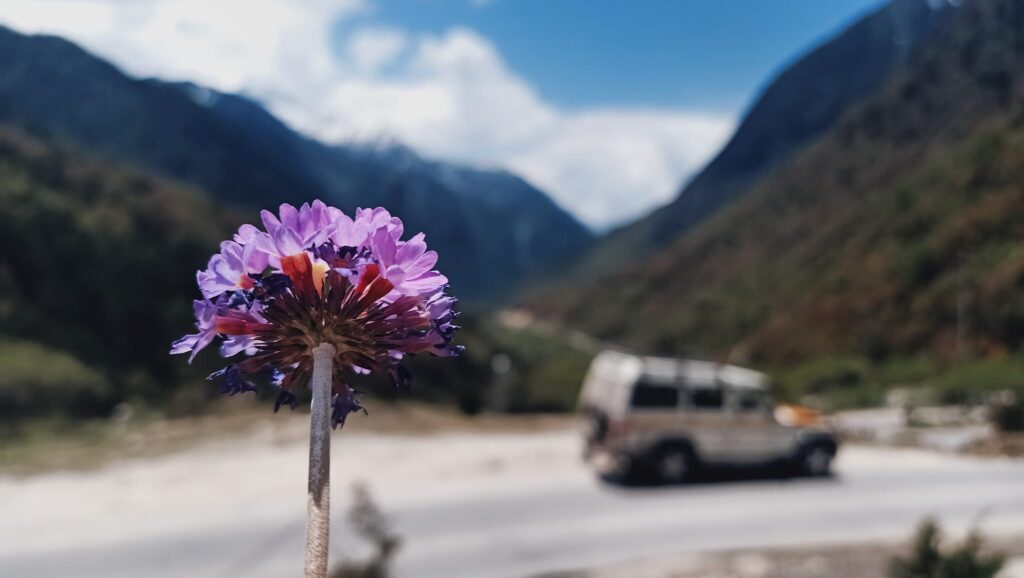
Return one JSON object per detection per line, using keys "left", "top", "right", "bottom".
{"left": 935, "top": 359, "right": 1024, "bottom": 405}
{"left": 777, "top": 356, "right": 885, "bottom": 409}
{"left": 876, "top": 357, "right": 938, "bottom": 386}
{"left": 0, "top": 340, "right": 113, "bottom": 420}
{"left": 888, "top": 518, "right": 1004, "bottom": 578}
{"left": 782, "top": 356, "right": 871, "bottom": 394}
{"left": 775, "top": 355, "right": 1024, "bottom": 411}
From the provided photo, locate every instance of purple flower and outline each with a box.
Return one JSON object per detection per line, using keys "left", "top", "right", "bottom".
{"left": 354, "top": 207, "right": 404, "bottom": 240}
{"left": 367, "top": 228, "right": 447, "bottom": 296}
{"left": 326, "top": 212, "right": 361, "bottom": 249}
{"left": 324, "top": 206, "right": 403, "bottom": 253}
{"left": 169, "top": 299, "right": 218, "bottom": 363}
{"left": 197, "top": 240, "right": 269, "bottom": 299}
{"left": 233, "top": 223, "right": 262, "bottom": 245}
{"left": 171, "top": 201, "right": 462, "bottom": 428}
{"left": 260, "top": 200, "right": 336, "bottom": 249}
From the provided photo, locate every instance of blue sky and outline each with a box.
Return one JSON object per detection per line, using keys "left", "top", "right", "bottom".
{"left": 347, "top": 0, "right": 885, "bottom": 111}
{"left": 1, "top": 0, "right": 887, "bottom": 229}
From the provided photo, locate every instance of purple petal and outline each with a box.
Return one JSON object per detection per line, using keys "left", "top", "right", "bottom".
{"left": 278, "top": 203, "right": 299, "bottom": 230}
{"left": 260, "top": 209, "right": 282, "bottom": 235}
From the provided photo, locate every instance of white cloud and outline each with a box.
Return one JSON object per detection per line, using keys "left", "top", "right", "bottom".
{"left": 510, "top": 110, "right": 733, "bottom": 227}
{"left": 0, "top": 2, "right": 734, "bottom": 230}
{"left": 311, "top": 29, "right": 557, "bottom": 156}
{"left": 346, "top": 27, "right": 408, "bottom": 74}
{"left": 305, "top": 28, "right": 733, "bottom": 228}
{"left": 0, "top": 0, "right": 364, "bottom": 106}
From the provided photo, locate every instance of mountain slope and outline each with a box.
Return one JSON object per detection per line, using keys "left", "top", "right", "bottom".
{"left": 530, "top": 0, "right": 1024, "bottom": 368}
{"left": 0, "top": 126, "right": 235, "bottom": 417}
{"left": 575, "top": 0, "right": 959, "bottom": 275}
{"left": 0, "top": 26, "right": 592, "bottom": 299}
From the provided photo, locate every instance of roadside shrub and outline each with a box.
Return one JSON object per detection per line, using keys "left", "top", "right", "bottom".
{"left": 778, "top": 356, "right": 885, "bottom": 409}
{"left": 888, "top": 518, "right": 1004, "bottom": 578}
{"left": 330, "top": 483, "right": 402, "bottom": 578}
{"left": 876, "top": 357, "right": 938, "bottom": 386}
{"left": 991, "top": 402, "right": 1024, "bottom": 431}
{"left": 785, "top": 356, "right": 871, "bottom": 393}
{"left": 988, "top": 391, "right": 1024, "bottom": 432}
{"left": 935, "top": 358, "right": 1024, "bottom": 405}
{"left": 0, "top": 340, "right": 113, "bottom": 421}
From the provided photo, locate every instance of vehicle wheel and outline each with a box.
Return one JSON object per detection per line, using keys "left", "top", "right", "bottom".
{"left": 800, "top": 444, "right": 833, "bottom": 477}
{"left": 656, "top": 445, "right": 694, "bottom": 484}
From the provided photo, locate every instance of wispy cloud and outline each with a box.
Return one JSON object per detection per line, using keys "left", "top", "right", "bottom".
{"left": 0, "top": 0, "right": 733, "bottom": 229}
{"left": 314, "top": 28, "right": 733, "bottom": 227}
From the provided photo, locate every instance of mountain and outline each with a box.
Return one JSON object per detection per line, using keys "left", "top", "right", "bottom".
{"left": 529, "top": 0, "right": 1024, "bottom": 369}
{"left": 573, "top": 0, "right": 959, "bottom": 275}
{"left": 0, "top": 126, "right": 235, "bottom": 419}
{"left": 0, "top": 26, "right": 592, "bottom": 299}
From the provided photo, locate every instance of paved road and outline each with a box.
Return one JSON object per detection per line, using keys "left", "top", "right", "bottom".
{"left": 1, "top": 423, "right": 1022, "bottom": 578}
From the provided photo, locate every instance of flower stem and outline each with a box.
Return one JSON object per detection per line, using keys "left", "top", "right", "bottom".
{"left": 305, "top": 342, "right": 335, "bottom": 578}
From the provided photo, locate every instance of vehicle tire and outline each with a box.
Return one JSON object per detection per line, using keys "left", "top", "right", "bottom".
{"left": 656, "top": 445, "right": 695, "bottom": 484}
{"left": 597, "top": 456, "right": 643, "bottom": 486}
{"left": 799, "top": 444, "right": 833, "bottom": 477}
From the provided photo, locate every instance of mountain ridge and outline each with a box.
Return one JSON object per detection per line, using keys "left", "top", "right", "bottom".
{"left": 0, "top": 25, "right": 592, "bottom": 299}
{"left": 572, "top": 0, "right": 959, "bottom": 277}
{"left": 528, "top": 0, "right": 1024, "bottom": 371}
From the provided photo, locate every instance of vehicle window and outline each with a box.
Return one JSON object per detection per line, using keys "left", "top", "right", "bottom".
{"left": 689, "top": 387, "right": 723, "bottom": 409}
{"left": 733, "top": 388, "right": 765, "bottom": 412}
{"left": 630, "top": 381, "right": 679, "bottom": 409}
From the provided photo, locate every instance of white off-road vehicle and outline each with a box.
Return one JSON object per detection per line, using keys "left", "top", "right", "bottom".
{"left": 579, "top": 350, "right": 838, "bottom": 483}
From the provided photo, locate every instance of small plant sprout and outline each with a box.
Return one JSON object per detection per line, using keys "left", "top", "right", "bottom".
{"left": 171, "top": 201, "right": 462, "bottom": 578}
{"left": 888, "top": 517, "right": 1005, "bottom": 578}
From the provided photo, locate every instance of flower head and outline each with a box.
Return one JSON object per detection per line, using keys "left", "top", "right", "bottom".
{"left": 172, "top": 201, "right": 462, "bottom": 427}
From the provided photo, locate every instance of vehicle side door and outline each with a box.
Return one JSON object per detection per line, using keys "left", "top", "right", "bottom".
{"left": 681, "top": 383, "right": 729, "bottom": 462}
{"left": 625, "top": 378, "right": 683, "bottom": 447}
{"left": 725, "top": 387, "right": 792, "bottom": 463}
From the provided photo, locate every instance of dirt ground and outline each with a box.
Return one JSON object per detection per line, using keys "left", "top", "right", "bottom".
{"left": 0, "top": 400, "right": 574, "bottom": 476}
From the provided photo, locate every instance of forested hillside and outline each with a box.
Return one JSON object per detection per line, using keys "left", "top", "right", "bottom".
{"left": 529, "top": 0, "right": 1024, "bottom": 402}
